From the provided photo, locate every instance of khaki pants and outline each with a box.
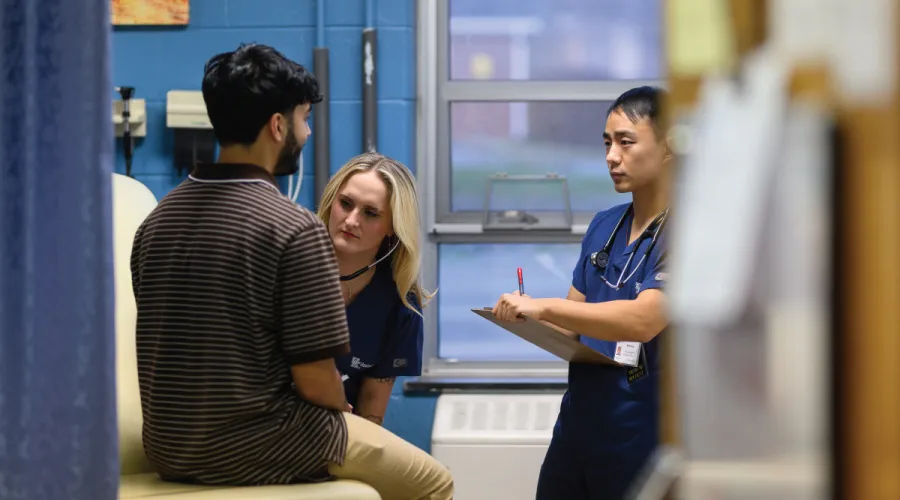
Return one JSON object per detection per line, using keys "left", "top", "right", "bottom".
{"left": 328, "top": 413, "right": 454, "bottom": 500}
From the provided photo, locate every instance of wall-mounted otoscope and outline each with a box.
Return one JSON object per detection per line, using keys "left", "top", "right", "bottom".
{"left": 116, "top": 86, "right": 135, "bottom": 177}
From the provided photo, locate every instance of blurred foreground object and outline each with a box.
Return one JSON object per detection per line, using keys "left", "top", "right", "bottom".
{"left": 642, "top": 0, "right": 900, "bottom": 498}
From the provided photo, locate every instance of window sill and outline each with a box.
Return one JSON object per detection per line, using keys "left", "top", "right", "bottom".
{"left": 402, "top": 376, "right": 567, "bottom": 395}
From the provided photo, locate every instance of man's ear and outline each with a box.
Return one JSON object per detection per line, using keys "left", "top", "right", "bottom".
{"left": 267, "top": 113, "right": 285, "bottom": 143}
{"left": 663, "top": 135, "right": 675, "bottom": 163}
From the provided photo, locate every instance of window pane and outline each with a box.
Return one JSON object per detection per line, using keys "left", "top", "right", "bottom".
{"left": 449, "top": 0, "right": 663, "bottom": 81}
{"left": 450, "top": 101, "right": 628, "bottom": 213}
{"left": 438, "top": 243, "right": 581, "bottom": 361}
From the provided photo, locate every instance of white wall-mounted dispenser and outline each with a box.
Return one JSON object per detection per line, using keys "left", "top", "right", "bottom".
{"left": 165, "top": 90, "right": 216, "bottom": 175}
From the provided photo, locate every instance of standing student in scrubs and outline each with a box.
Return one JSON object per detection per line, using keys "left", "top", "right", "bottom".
{"left": 492, "top": 86, "right": 671, "bottom": 500}
{"left": 317, "top": 152, "right": 432, "bottom": 426}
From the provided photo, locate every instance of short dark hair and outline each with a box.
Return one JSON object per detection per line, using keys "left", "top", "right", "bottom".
{"left": 607, "top": 86, "right": 666, "bottom": 137}
{"left": 201, "top": 43, "right": 323, "bottom": 147}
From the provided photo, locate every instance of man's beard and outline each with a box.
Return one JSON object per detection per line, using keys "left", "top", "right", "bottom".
{"left": 273, "top": 126, "right": 303, "bottom": 176}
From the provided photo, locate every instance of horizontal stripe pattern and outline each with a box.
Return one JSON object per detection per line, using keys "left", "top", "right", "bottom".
{"left": 130, "top": 178, "right": 350, "bottom": 485}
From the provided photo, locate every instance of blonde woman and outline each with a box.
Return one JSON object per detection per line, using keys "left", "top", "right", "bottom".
{"left": 317, "top": 152, "right": 433, "bottom": 426}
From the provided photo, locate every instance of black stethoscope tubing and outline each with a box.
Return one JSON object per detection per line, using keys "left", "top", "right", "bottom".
{"left": 589, "top": 204, "right": 668, "bottom": 289}
{"left": 339, "top": 237, "right": 401, "bottom": 282}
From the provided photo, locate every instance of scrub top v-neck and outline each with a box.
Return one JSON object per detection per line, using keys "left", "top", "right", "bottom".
{"left": 335, "top": 262, "right": 424, "bottom": 407}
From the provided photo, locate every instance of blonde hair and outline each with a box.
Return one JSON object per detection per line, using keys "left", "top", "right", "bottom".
{"left": 318, "top": 152, "right": 435, "bottom": 314}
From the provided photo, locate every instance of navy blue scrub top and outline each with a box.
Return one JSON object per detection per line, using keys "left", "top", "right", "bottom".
{"left": 562, "top": 202, "right": 668, "bottom": 458}
{"left": 336, "top": 262, "right": 424, "bottom": 407}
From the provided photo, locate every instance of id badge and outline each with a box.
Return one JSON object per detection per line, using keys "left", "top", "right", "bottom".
{"left": 613, "top": 341, "right": 642, "bottom": 367}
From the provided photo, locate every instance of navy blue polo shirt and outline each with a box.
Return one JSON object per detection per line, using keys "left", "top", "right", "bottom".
{"left": 335, "top": 262, "right": 424, "bottom": 407}
{"left": 560, "top": 202, "right": 667, "bottom": 459}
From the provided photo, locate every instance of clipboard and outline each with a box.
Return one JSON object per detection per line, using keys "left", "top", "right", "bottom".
{"left": 471, "top": 308, "right": 621, "bottom": 366}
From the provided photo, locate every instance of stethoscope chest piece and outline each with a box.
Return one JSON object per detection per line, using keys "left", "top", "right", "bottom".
{"left": 590, "top": 250, "right": 609, "bottom": 271}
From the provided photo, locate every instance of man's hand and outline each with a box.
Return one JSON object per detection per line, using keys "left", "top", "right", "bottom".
{"left": 290, "top": 359, "right": 352, "bottom": 412}
{"left": 492, "top": 290, "right": 545, "bottom": 322}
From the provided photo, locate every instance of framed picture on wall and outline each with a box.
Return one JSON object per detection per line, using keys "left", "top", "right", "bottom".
{"left": 112, "top": 0, "right": 189, "bottom": 26}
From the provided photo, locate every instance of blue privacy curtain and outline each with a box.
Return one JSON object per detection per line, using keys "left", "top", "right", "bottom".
{"left": 0, "top": 0, "right": 118, "bottom": 498}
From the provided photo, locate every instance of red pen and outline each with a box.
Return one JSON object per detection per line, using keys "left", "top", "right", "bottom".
{"left": 517, "top": 267, "right": 525, "bottom": 295}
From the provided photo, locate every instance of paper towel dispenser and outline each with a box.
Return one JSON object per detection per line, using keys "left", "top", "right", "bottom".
{"left": 166, "top": 90, "right": 216, "bottom": 175}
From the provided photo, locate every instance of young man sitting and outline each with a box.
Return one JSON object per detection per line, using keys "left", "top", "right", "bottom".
{"left": 130, "top": 43, "right": 453, "bottom": 500}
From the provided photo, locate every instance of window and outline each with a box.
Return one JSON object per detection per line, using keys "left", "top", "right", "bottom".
{"left": 417, "top": 0, "right": 664, "bottom": 377}
{"left": 448, "top": 0, "right": 663, "bottom": 82}
{"left": 449, "top": 101, "right": 623, "bottom": 213}
{"left": 438, "top": 243, "right": 582, "bottom": 362}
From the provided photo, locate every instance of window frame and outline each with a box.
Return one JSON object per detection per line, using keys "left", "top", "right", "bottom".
{"left": 415, "top": 0, "right": 665, "bottom": 378}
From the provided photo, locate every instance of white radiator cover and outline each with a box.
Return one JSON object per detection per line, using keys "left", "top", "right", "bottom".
{"left": 431, "top": 393, "right": 564, "bottom": 500}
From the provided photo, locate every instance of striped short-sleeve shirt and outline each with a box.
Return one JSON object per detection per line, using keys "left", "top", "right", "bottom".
{"left": 130, "top": 163, "right": 351, "bottom": 486}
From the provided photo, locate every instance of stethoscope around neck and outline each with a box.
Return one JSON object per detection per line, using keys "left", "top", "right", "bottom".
{"left": 339, "top": 237, "right": 401, "bottom": 282}
{"left": 589, "top": 204, "right": 669, "bottom": 290}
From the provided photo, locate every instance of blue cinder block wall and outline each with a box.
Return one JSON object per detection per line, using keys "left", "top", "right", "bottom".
{"left": 112, "top": 0, "right": 437, "bottom": 451}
